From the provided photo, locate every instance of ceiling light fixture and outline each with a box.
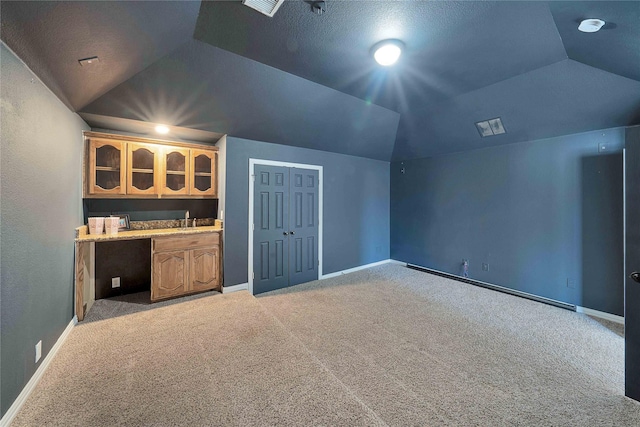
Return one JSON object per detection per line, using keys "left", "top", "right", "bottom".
{"left": 155, "top": 124, "right": 169, "bottom": 134}
{"left": 372, "top": 39, "right": 404, "bottom": 66}
{"left": 578, "top": 19, "right": 605, "bottom": 33}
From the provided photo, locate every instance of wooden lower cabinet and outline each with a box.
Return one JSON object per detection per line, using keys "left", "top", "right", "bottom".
{"left": 151, "top": 232, "right": 221, "bottom": 301}
{"left": 152, "top": 250, "right": 189, "bottom": 300}
{"left": 190, "top": 246, "right": 220, "bottom": 292}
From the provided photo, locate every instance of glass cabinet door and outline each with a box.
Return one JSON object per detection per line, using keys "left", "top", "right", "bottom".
{"left": 190, "top": 149, "right": 217, "bottom": 197}
{"left": 85, "top": 135, "right": 218, "bottom": 199}
{"left": 88, "top": 138, "right": 126, "bottom": 195}
{"left": 161, "top": 147, "right": 190, "bottom": 196}
{"left": 127, "top": 143, "right": 160, "bottom": 195}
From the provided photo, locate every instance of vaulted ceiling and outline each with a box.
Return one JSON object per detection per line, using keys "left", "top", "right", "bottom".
{"left": 2, "top": 1, "right": 639, "bottom": 161}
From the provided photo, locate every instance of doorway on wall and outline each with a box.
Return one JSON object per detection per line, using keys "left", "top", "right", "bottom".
{"left": 249, "top": 159, "right": 322, "bottom": 294}
{"left": 624, "top": 139, "right": 640, "bottom": 403}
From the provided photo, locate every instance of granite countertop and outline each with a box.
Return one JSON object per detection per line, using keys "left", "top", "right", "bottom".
{"left": 75, "top": 225, "right": 222, "bottom": 243}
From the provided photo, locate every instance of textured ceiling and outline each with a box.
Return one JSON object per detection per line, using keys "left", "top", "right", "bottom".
{"left": 81, "top": 40, "right": 400, "bottom": 161}
{"left": 0, "top": 1, "right": 200, "bottom": 110}
{"left": 1, "top": 1, "right": 639, "bottom": 161}
{"left": 550, "top": 1, "right": 640, "bottom": 82}
{"left": 393, "top": 59, "right": 640, "bottom": 159}
{"left": 195, "top": 1, "right": 569, "bottom": 112}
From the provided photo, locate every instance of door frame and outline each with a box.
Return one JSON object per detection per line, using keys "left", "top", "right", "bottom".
{"left": 248, "top": 159, "right": 323, "bottom": 294}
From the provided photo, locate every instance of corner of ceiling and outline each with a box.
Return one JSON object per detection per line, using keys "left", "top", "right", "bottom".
{"left": 547, "top": 3, "right": 570, "bottom": 62}
{"left": 77, "top": 38, "right": 197, "bottom": 113}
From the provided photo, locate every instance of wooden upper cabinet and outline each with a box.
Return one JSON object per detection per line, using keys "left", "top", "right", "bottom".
{"left": 88, "top": 138, "right": 126, "bottom": 196}
{"left": 161, "top": 147, "right": 190, "bottom": 196}
{"left": 83, "top": 132, "right": 219, "bottom": 199}
{"left": 190, "top": 149, "right": 217, "bottom": 197}
{"left": 127, "top": 143, "right": 160, "bottom": 195}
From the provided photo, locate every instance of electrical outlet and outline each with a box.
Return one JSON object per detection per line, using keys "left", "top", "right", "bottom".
{"left": 111, "top": 277, "right": 121, "bottom": 288}
{"left": 567, "top": 278, "right": 576, "bottom": 289}
{"left": 482, "top": 263, "right": 489, "bottom": 271}
{"left": 35, "top": 340, "right": 42, "bottom": 363}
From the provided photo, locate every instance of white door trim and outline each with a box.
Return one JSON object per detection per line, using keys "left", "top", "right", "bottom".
{"left": 248, "top": 158, "right": 323, "bottom": 295}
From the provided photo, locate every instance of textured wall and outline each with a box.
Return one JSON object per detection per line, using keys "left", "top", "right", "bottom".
{"left": 391, "top": 127, "right": 625, "bottom": 315}
{"left": 215, "top": 135, "right": 227, "bottom": 221}
{"left": 1, "top": 44, "right": 88, "bottom": 416}
{"left": 224, "top": 137, "right": 390, "bottom": 286}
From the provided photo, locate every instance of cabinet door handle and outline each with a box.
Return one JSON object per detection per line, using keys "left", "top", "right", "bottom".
{"left": 290, "top": 231, "right": 295, "bottom": 235}
{"left": 283, "top": 231, "right": 289, "bottom": 236}
{"left": 630, "top": 272, "right": 640, "bottom": 283}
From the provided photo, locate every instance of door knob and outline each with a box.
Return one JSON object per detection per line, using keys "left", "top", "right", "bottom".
{"left": 630, "top": 272, "right": 640, "bottom": 283}
{"left": 283, "top": 231, "right": 289, "bottom": 236}
{"left": 290, "top": 231, "right": 295, "bottom": 235}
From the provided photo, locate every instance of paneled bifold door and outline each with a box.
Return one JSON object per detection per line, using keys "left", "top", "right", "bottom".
{"left": 253, "top": 165, "right": 319, "bottom": 294}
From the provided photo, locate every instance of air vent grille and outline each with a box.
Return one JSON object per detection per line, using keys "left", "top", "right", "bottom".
{"left": 475, "top": 117, "right": 506, "bottom": 137}
{"left": 242, "top": 0, "right": 285, "bottom": 17}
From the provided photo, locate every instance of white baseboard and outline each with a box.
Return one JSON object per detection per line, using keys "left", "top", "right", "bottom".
{"left": 1, "top": 316, "right": 77, "bottom": 427}
{"left": 576, "top": 306, "right": 624, "bottom": 325}
{"left": 389, "top": 259, "right": 407, "bottom": 266}
{"left": 222, "top": 283, "right": 249, "bottom": 294}
{"left": 320, "top": 259, "right": 393, "bottom": 280}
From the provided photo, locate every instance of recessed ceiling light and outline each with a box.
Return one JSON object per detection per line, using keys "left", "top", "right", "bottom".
{"left": 372, "top": 40, "right": 404, "bottom": 66}
{"left": 155, "top": 125, "right": 169, "bottom": 134}
{"left": 578, "top": 19, "right": 605, "bottom": 33}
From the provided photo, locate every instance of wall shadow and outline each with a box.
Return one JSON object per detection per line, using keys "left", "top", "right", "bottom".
{"left": 581, "top": 153, "right": 624, "bottom": 316}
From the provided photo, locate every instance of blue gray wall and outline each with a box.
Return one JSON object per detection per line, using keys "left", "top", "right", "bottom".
{"left": 224, "top": 137, "right": 390, "bottom": 286}
{"left": 1, "top": 44, "right": 88, "bottom": 417}
{"left": 391, "top": 128, "right": 625, "bottom": 315}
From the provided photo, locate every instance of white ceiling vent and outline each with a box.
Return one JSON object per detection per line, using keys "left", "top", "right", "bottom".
{"left": 242, "top": 0, "right": 285, "bottom": 17}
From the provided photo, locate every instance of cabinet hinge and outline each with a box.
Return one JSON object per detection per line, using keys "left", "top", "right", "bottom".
{"left": 251, "top": 174, "right": 255, "bottom": 182}
{"left": 252, "top": 223, "right": 255, "bottom": 231}
{"left": 252, "top": 272, "right": 255, "bottom": 279}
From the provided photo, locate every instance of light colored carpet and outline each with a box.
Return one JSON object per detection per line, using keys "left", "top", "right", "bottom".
{"left": 257, "top": 264, "right": 640, "bottom": 426}
{"left": 12, "top": 264, "right": 640, "bottom": 426}
{"left": 12, "top": 292, "right": 383, "bottom": 426}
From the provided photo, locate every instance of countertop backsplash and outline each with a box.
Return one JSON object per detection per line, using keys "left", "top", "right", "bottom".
{"left": 130, "top": 218, "right": 217, "bottom": 230}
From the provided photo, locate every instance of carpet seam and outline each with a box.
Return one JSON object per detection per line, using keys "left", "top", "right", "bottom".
{"left": 254, "top": 297, "right": 391, "bottom": 427}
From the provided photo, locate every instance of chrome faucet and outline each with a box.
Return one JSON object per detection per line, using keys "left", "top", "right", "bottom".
{"left": 192, "top": 218, "right": 197, "bottom": 228}
{"left": 184, "top": 210, "right": 189, "bottom": 229}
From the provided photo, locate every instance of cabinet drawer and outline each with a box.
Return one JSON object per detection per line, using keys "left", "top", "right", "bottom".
{"left": 153, "top": 233, "right": 219, "bottom": 252}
